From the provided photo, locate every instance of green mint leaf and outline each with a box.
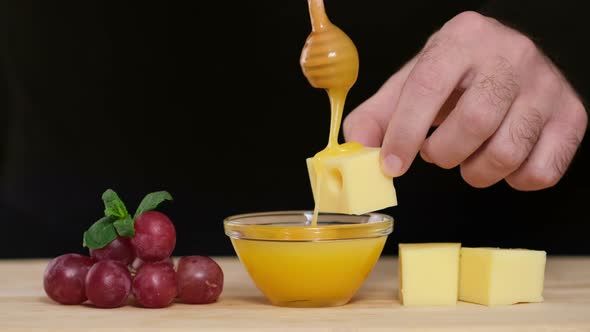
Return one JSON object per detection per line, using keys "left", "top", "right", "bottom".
{"left": 102, "top": 189, "right": 129, "bottom": 218}
{"left": 134, "top": 191, "right": 173, "bottom": 218}
{"left": 82, "top": 216, "right": 118, "bottom": 249}
{"left": 114, "top": 215, "right": 135, "bottom": 237}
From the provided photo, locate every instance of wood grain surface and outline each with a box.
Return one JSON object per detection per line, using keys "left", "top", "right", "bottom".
{"left": 0, "top": 256, "right": 589, "bottom": 331}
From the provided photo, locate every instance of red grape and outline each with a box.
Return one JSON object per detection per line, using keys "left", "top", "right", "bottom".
{"left": 131, "top": 257, "right": 174, "bottom": 272}
{"left": 90, "top": 236, "right": 135, "bottom": 265}
{"left": 176, "top": 256, "right": 223, "bottom": 304}
{"left": 85, "top": 260, "right": 132, "bottom": 308}
{"left": 44, "top": 254, "right": 96, "bottom": 305}
{"left": 132, "top": 262, "right": 177, "bottom": 308}
{"left": 131, "top": 211, "right": 176, "bottom": 262}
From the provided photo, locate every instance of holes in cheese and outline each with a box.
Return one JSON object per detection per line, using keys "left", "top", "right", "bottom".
{"left": 326, "top": 168, "right": 343, "bottom": 193}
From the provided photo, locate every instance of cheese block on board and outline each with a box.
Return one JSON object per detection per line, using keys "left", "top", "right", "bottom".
{"left": 398, "top": 243, "right": 461, "bottom": 306}
{"left": 459, "top": 247, "right": 546, "bottom": 306}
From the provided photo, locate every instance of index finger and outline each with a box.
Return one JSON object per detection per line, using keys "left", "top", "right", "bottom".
{"left": 343, "top": 57, "right": 417, "bottom": 147}
{"left": 381, "top": 36, "right": 471, "bottom": 176}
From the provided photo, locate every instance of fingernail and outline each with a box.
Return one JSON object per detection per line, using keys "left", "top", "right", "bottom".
{"left": 344, "top": 120, "right": 381, "bottom": 147}
{"left": 420, "top": 150, "right": 432, "bottom": 163}
{"left": 383, "top": 154, "right": 403, "bottom": 177}
{"left": 343, "top": 123, "right": 364, "bottom": 145}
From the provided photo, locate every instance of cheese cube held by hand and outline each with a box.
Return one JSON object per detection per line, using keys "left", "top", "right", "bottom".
{"left": 306, "top": 147, "right": 397, "bottom": 215}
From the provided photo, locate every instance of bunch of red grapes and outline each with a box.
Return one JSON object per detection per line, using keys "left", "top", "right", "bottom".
{"left": 43, "top": 210, "right": 223, "bottom": 308}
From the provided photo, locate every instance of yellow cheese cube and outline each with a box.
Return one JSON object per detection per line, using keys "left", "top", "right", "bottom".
{"left": 459, "top": 247, "right": 546, "bottom": 306}
{"left": 306, "top": 148, "right": 397, "bottom": 215}
{"left": 398, "top": 243, "right": 461, "bottom": 306}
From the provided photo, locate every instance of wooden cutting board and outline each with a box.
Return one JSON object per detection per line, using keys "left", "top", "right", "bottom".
{"left": 0, "top": 256, "right": 589, "bottom": 331}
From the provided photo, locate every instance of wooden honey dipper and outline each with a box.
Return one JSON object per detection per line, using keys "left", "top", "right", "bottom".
{"left": 300, "top": 0, "right": 359, "bottom": 91}
{"left": 300, "top": 0, "right": 359, "bottom": 148}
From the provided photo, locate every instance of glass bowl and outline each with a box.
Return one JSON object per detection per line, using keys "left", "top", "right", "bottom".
{"left": 224, "top": 211, "right": 393, "bottom": 307}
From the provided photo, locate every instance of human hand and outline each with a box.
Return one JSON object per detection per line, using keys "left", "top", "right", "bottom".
{"left": 343, "top": 11, "right": 587, "bottom": 190}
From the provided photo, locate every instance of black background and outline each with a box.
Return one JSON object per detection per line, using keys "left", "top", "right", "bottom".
{"left": 0, "top": 1, "right": 588, "bottom": 258}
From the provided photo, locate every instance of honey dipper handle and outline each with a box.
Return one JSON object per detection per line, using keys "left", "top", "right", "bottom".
{"left": 307, "top": 0, "right": 330, "bottom": 32}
